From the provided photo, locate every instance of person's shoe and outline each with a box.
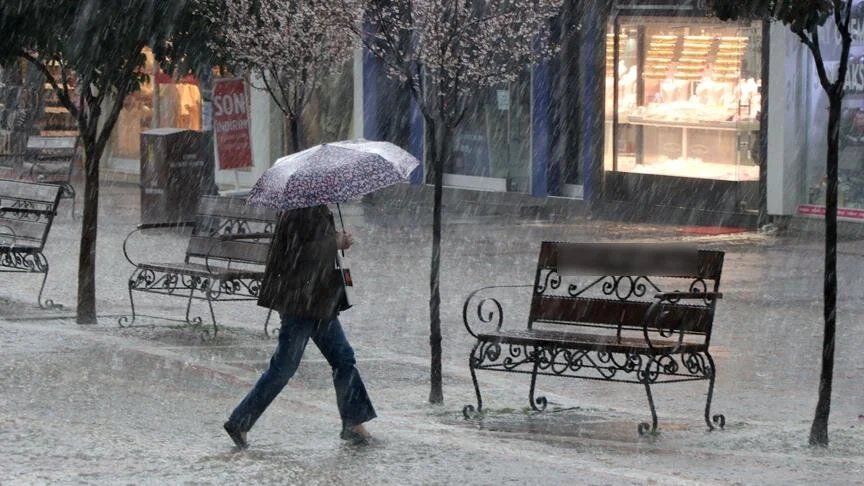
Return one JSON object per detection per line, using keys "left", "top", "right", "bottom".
{"left": 340, "top": 423, "right": 372, "bottom": 445}
{"left": 223, "top": 421, "right": 248, "bottom": 450}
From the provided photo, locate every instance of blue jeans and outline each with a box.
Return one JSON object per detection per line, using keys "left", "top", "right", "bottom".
{"left": 228, "top": 315, "right": 376, "bottom": 432}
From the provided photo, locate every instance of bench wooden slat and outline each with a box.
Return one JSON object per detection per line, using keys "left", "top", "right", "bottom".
{"left": 186, "top": 236, "right": 271, "bottom": 264}
{"left": 138, "top": 262, "right": 264, "bottom": 279}
{"left": 478, "top": 329, "right": 707, "bottom": 354}
{"left": 0, "top": 179, "right": 63, "bottom": 203}
{"left": 529, "top": 295, "right": 712, "bottom": 334}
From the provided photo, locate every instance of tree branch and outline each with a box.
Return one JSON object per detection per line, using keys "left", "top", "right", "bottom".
{"left": 834, "top": 0, "right": 853, "bottom": 98}
{"left": 18, "top": 50, "right": 79, "bottom": 119}
{"left": 261, "top": 68, "right": 291, "bottom": 118}
{"left": 798, "top": 29, "right": 832, "bottom": 93}
{"left": 95, "top": 42, "right": 147, "bottom": 152}
{"left": 361, "top": 8, "right": 412, "bottom": 80}
{"left": 833, "top": 0, "right": 844, "bottom": 31}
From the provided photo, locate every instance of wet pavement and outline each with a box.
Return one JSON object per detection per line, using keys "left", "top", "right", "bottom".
{"left": 2, "top": 181, "right": 864, "bottom": 484}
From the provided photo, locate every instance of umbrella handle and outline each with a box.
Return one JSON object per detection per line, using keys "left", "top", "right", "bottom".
{"left": 337, "top": 203, "right": 345, "bottom": 231}
{"left": 337, "top": 203, "right": 345, "bottom": 257}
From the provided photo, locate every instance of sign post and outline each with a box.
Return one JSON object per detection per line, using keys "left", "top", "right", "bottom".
{"left": 213, "top": 78, "right": 253, "bottom": 189}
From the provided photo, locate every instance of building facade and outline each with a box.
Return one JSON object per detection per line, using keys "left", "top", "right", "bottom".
{"left": 772, "top": 1, "right": 864, "bottom": 226}
{"left": 362, "top": 0, "right": 769, "bottom": 226}
{"left": 19, "top": 0, "right": 849, "bottom": 229}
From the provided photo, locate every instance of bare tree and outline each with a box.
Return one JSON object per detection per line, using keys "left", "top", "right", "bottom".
{"left": 0, "top": 0, "right": 197, "bottom": 324}
{"left": 361, "top": 0, "right": 561, "bottom": 403}
{"left": 709, "top": 0, "right": 853, "bottom": 446}
{"left": 212, "top": 0, "right": 361, "bottom": 153}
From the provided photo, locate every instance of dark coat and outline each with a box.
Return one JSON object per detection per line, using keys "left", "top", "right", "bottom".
{"left": 257, "top": 205, "right": 342, "bottom": 320}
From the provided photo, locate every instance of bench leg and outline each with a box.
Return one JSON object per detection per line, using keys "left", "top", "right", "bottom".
{"left": 528, "top": 355, "right": 548, "bottom": 412}
{"left": 36, "top": 267, "right": 58, "bottom": 309}
{"left": 639, "top": 379, "right": 659, "bottom": 435}
{"left": 204, "top": 283, "right": 219, "bottom": 339}
{"left": 704, "top": 351, "right": 726, "bottom": 431}
{"left": 184, "top": 284, "right": 196, "bottom": 324}
{"left": 463, "top": 341, "right": 484, "bottom": 419}
{"left": 118, "top": 275, "right": 137, "bottom": 327}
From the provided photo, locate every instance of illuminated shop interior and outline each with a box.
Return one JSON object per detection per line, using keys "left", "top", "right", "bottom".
{"left": 606, "top": 17, "right": 763, "bottom": 183}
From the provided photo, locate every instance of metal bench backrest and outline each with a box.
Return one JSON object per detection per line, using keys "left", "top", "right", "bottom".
{"left": 0, "top": 179, "right": 63, "bottom": 250}
{"left": 185, "top": 196, "right": 279, "bottom": 267}
{"left": 530, "top": 241, "right": 724, "bottom": 344}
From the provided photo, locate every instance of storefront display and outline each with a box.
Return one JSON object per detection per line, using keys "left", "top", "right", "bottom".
{"left": 0, "top": 60, "right": 76, "bottom": 159}
{"left": 439, "top": 74, "right": 532, "bottom": 193}
{"left": 800, "top": 3, "right": 864, "bottom": 218}
{"left": 806, "top": 105, "right": 864, "bottom": 210}
{"left": 607, "top": 18, "right": 762, "bottom": 184}
{"left": 109, "top": 48, "right": 201, "bottom": 162}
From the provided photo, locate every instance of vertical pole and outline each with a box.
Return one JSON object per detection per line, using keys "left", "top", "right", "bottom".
{"left": 612, "top": 12, "right": 620, "bottom": 173}
{"left": 635, "top": 25, "right": 646, "bottom": 166}
{"left": 579, "top": 0, "right": 612, "bottom": 205}
{"left": 199, "top": 69, "right": 217, "bottom": 195}
{"left": 531, "top": 59, "right": 551, "bottom": 197}
{"left": 758, "top": 19, "right": 771, "bottom": 226}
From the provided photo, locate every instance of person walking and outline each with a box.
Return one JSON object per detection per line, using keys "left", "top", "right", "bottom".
{"left": 223, "top": 204, "right": 376, "bottom": 450}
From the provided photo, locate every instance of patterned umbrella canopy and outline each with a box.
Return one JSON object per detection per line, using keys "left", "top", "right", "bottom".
{"left": 246, "top": 139, "right": 421, "bottom": 210}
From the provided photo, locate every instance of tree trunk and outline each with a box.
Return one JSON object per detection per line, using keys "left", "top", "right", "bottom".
{"left": 290, "top": 115, "right": 301, "bottom": 154}
{"left": 757, "top": 19, "right": 771, "bottom": 227}
{"left": 74, "top": 90, "right": 125, "bottom": 324}
{"left": 427, "top": 117, "right": 444, "bottom": 404}
{"left": 76, "top": 136, "right": 99, "bottom": 324}
{"left": 810, "top": 93, "right": 841, "bottom": 446}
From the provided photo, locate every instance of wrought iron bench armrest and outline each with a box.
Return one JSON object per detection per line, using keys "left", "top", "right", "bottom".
{"left": 462, "top": 285, "right": 533, "bottom": 338}
{"left": 136, "top": 221, "right": 196, "bottom": 231}
{"left": 654, "top": 291, "right": 723, "bottom": 303}
{"left": 640, "top": 291, "right": 722, "bottom": 352}
{"left": 122, "top": 221, "right": 196, "bottom": 266}
{"left": 216, "top": 232, "right": 274, "bottom": 242}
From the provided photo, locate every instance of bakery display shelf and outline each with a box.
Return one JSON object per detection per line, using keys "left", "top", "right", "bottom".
{"left": 626, "top": 116, "right": 759, "bottom": 131}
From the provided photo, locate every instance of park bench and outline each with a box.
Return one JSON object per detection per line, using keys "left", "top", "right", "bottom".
{"left": 0, "top": 179, "right": 64, "bottom": 308}
{"left": 119, "top": 195, "right": 279, "bottom": 337}
{"left": 0, "top": 135, "right": 79, "bottom": 218}
{"left": 461, "top": 241, "right": 726, "bottom": 435}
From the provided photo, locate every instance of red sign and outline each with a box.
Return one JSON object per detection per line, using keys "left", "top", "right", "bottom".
{"left": 798, "top": 204, "right": 864, "bottom": 221}
{"left": 213, "top": 78, "right": 253, "bottom": 170}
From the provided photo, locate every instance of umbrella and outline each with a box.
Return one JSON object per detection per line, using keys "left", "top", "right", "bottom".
{"left": 245, "top": 139, "right": 420, "bottom": 211}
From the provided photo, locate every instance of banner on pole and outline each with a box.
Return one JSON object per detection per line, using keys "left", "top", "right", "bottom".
{"left": 213, "top": 78, "right": 253, "bottom": 170}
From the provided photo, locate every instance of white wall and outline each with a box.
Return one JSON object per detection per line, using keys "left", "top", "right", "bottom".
{"left": 767, "top": 23, "right": 809, "bottom": 216}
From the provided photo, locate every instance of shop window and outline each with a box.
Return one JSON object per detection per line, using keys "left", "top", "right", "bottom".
{"left": 300, "top": 61, "right": 354, "bottom": 148}
{"left": 442, "top": 69, "right": 532, "bottom": 193}
{"left": 806, "top": 2, "right": 864, "bottom": 212}
{"left": 110, "top": 48, "right": 203, "bottom": 161}
{"left": 606, "top": 17, "right": 762, "bottom": 183}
